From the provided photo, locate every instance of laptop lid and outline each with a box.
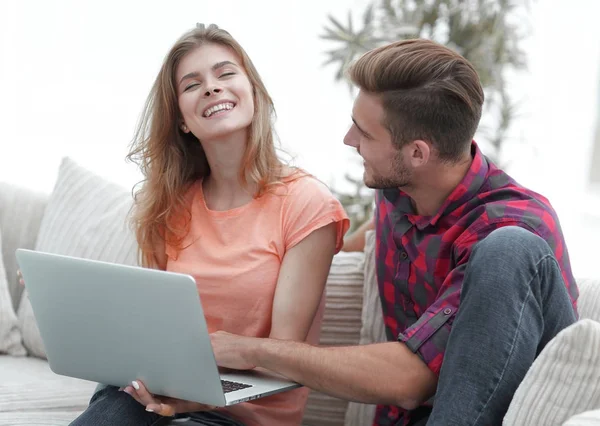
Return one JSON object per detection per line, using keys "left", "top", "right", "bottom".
{"left": 16, "top": 249, "right": 239, "bottom": 406}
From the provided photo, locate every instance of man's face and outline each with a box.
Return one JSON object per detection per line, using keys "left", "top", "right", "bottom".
{"left": 343, "top": 90, "right": 412, "bottom": 189}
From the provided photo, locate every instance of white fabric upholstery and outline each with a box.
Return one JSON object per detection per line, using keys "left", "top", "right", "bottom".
{"left": 0, "top": 355, "right": 95, "bottom": 424}
{"left": 563, "top": 408, "right": 600, "bottom": 425}
{"left": 0, "top": 182, "right": 48, "bottom": 310}
{"left": 303, "top": 251, "right": 365, "bottom": 426}
{"left": 17, "top": 157, "right": 138, "bottom": 359}
{"left": 576, "top": 278, "right": 600, "bottom": 321}
{"left": 344, "top": 230, "right": 385, "bottom": 426}
{"left": 503, "top": 318, "right": 600, "bottom": 425}
{"left": 0, "top": 229, "right": 26, "bottom": 356}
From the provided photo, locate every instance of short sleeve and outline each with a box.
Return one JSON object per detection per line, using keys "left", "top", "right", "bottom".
{"left": 281, "top": 176, "right": 349, "bottom": 253}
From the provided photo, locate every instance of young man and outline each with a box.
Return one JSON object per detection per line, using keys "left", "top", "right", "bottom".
{"left": 211, "top": 39, "right": 578, "bottom": 425}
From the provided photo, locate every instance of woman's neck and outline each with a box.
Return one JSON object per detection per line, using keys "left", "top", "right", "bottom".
{"left": 200, "top": 131, "right": 256, "bottom": 210}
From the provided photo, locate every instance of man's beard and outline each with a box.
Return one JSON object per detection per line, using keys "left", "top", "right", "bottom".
{"left": 364, "top": 151, "right": 411, "bottom": 189}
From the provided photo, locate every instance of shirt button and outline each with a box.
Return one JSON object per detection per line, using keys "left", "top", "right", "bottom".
{"left": 443, "top": 308, "right": 452, "bottom": 315}
{"left": 400, "top": 251, "right": 408, "bottom": 260}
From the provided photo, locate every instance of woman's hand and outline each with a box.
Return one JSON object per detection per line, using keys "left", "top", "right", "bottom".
{"left": 121, "top": 380, "right": 216, "bottom": 416}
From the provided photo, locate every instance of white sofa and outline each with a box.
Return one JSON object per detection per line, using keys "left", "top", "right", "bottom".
{"left": 1, "top": 157, "right": 600, "bottom": 426}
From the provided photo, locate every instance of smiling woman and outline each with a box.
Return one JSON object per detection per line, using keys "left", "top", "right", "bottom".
{"left": 176, "top": 45, "right": 255, "bottom": 148}
{"left": 67, "top": 24, "right": 349, "bottom": 426}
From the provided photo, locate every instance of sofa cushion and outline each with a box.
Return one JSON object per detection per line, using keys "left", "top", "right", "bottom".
{"left": 302, "top": 251, "right": 365, "bottom": 426}
{"left": 0, "top": 411, "right": 85, "bottom": 425}
{"left": 0, "top": 229, "right": 26, "bottom": 356}
{"left": 0, "top": 182, "right": 48, "bottom": 310}
{"left": 0, "top": 355, "right": 96, "bottom": 417}
{"left": 504, "top": 319, "right": 600, "bottom": 425}
{"left": 17, "top": 157, "right": 138, "bottom": 358}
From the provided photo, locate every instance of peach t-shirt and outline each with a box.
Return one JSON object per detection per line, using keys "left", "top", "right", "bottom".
{"left": 165, "top": 175, "right": 349, "bottom": 426}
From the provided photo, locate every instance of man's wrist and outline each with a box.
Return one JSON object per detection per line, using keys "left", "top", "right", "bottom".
{"left": 246, "top": 336, "right": 270, "bottom": 367}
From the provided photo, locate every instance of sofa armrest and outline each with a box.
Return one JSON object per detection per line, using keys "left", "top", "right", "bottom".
{"left": 0, "top": 182, "right": 49, "bottom": 310}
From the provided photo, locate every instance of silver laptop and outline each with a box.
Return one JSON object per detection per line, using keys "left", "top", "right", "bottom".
{"left": 15, "top": 249, "right": 301, "bottom": 406}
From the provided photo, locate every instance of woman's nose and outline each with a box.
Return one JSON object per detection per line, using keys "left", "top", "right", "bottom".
{"left": 204, "top": 87, "right": 222, "bottom": 97}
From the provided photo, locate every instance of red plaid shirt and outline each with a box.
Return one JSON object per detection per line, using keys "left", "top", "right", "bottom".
{"left": 373, "top": 142, "right": 578, "bottom": 426}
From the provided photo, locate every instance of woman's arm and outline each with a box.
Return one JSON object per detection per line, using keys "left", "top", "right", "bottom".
{"left": 269, "top": 223, "right": 337, "bottom": 341}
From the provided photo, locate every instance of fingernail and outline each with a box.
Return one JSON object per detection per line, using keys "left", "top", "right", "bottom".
{"left": 146, "top": 408, "right": 154, "bottom": 412}
{"left": 131, "top": 381, "right": 140, "bottom": 390}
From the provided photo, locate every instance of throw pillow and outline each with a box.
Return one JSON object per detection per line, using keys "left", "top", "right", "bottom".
{"left": 576, "top": 277, "right": 600, "bottom": 322}
{"left": 17, "top": 157, "right": 138, "bottom": 359}
{"left": 0, "top": 228, "right": 26, "bottom": 356}
{"left": 344, "top": 230, "right": 386, "bottom": 426}
{"left": 503, "top": 319, "right": 600, "bottom": 425}
{"left": 302, "top": 251, "right": 365, "bottom": 426}
{"left": 563, "top": 408, "right": 600, "bottom": 425}
{"left": 0, "top": 182, "right": 48, "bottom": 310}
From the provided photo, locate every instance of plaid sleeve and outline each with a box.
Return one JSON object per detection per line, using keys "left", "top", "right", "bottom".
{"left": 397, "top": 262, "right": 466, "bottom": 375}
{"left": 399, "top": 221, "right": 532, "bottom": 375}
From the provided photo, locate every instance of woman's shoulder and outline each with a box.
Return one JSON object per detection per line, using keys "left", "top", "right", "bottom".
{"left": 278, "top": 167, "right": 333, "bottom": 195}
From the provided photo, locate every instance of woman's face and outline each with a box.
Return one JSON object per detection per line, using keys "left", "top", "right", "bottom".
{"left": 176, "top": 43, "right": 254, "bottom": 142}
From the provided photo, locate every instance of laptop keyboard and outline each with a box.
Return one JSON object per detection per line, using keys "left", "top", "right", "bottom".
{"left": 221, "top": 379, "right": 253, "bottom": 394}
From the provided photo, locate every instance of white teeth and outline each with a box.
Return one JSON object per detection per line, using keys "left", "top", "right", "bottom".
{"left": 203, "top": 102, "right": 234, "bottom": 117}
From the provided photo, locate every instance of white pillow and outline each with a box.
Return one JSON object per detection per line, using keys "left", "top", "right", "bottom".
{"left": 0, "top": 182, "right": 48, "bottom": 310}
{"left": 563, "top": 408, "right": 600, "bottom": 426}
{"left": 0, "top": 228, "right": 26, "bottom": 356}
{"left": 503, "top": 319, "right": 600, "bottom": 425}
{"left": 17, "top": 157, "right": 138, "bottom": 359}
{"left": 576, "top": 278, "right": 600, "bottom": 322}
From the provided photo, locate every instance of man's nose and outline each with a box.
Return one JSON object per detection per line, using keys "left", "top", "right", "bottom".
{"left": 343, "top": 132, "right": 357, "bottom": 148}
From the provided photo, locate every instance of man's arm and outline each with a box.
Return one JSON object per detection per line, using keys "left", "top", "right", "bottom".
{"left": 341, "top": 215, "right": 375, "bottom": 252}
{"left": 211, "top": 333, "right": 437, "bottom": 410}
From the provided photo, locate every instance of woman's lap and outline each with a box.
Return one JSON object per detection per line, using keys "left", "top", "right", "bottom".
{"left": 69, "top": 385, "right": 244, "bottom": 426}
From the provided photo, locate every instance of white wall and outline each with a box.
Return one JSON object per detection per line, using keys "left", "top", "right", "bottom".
{"left": 0, "top": 0, "right": 366, "bottom": 192}
{"left": 1, "top": 0, "right": 600, "bottom": 277}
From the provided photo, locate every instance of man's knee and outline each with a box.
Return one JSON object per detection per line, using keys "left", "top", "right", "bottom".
{"left": 472, "top": 226, "right": 552, "bottom": 264}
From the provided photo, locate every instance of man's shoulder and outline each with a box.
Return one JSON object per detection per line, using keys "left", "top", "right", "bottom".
{"left": 477, "top": 172, "right": 556, "bottom": 222}
{"left": 458, "top": 189, "right": 561, "bottom": 247}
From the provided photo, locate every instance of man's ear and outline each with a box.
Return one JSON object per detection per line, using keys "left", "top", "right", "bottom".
{"left": 406, "top": 140, "right": 431, "bottom": 167}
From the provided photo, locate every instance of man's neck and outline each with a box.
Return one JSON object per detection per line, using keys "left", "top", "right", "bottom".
{"left": 404, "top": 155, "right": 473, "bottom": 217}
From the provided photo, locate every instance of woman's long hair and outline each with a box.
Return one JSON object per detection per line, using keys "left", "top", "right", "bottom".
{"left": 127, "top": 24, "right": 289, "bottom": 268}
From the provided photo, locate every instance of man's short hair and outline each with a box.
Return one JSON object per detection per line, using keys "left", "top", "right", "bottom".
{"left": 348, "top": 39, "right": 484, "bottom": 162}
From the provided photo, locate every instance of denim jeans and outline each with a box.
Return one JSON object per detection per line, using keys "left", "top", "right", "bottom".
{"left": 424, "top": 226, "right": 577, "bottom": 426}
{"left": 69, "top": 385, "right": 246, "bottom": 426}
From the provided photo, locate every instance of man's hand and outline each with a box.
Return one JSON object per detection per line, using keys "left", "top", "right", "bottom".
{"left": 210, "top": 331, "right": 259, "bottom": 370}
{"left": 122, "top": 380, "right": 215, "bottom": 416}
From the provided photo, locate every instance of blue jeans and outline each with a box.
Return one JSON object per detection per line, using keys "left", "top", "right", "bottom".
{"left": 423, "top": 226, "right": 577, "bottom": 426}
{"left": 69, "top": 385, "right": 245, "bottom": 426}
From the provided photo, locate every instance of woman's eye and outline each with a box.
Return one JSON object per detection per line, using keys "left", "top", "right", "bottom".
{"left": 220, "top": 72, "right": 235, "bottom": 78}
{"left": 184, "top": 83, "right": 200, "bottom": 92}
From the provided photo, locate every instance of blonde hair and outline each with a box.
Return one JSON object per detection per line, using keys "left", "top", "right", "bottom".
{"left": 127, "top": 24, "right": 289, "bottom": 268}
{"left": 349, "top": 39, "right": 484, "bottom": 162}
